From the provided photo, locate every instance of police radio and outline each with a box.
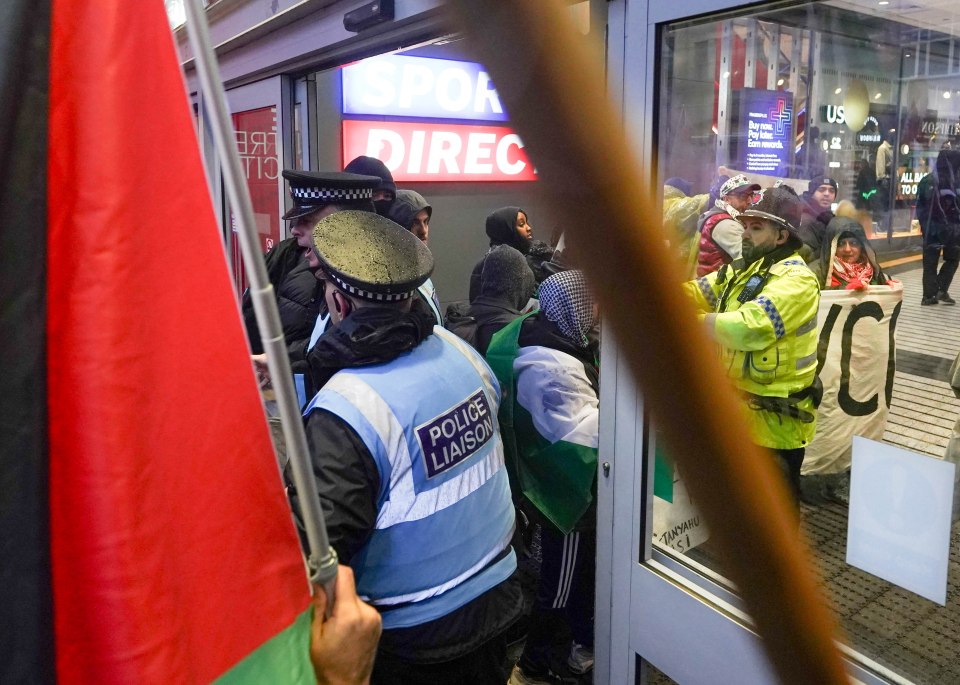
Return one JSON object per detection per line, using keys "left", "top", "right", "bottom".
{"left": 737, "top": 273, "right": 768, "bottom": 304}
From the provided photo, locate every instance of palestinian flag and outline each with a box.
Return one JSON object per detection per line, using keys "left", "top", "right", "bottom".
{"left": 1, "top": 1, "right": 315, "bottom": 682}
{"left": 485, "top": 314, "right": 598, "bottom": 535}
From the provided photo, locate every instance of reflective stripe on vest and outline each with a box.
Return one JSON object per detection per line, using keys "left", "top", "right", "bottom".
{"left": 419, "top": 278, "right": 443, "bottom": 325}
{"left": 295, "top": 312, "right": 331, "bottom": 408}
{"left": 306, "top": 330, "right": 516, "bottom": 630}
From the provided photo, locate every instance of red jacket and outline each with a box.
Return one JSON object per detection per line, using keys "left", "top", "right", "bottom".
{"left": 696, "top": 208, "right": 733, "bottom": 277}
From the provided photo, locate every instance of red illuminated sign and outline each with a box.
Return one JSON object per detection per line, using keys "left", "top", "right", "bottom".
{"left": 341, "top": 119, "right": 536, "bottom": 182}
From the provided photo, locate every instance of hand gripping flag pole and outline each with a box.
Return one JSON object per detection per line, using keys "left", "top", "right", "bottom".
{"left": 182, "top": 0, "right": 338, "bottom": 608}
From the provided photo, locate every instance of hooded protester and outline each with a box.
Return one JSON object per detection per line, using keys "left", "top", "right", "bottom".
{"left": 684, "top": 186, "right": 821, "bottom": 504}
{"left": 798, "top": 177, "right": 838, "bottom": 261}
{"left": 470, "top": 207, "right": 534, "bottom": 302}
{"left": 386, "top": 189, "right": 432, "bottom": 243}
{"left": 344, "top": 155, "right": 397, "bottom": 216}
{"left": 810, "top": 216, "right": 889, "bottom": 290}
{"left": 485, "top": 270, "right": 600, "bottom": 683}
{"left": 384, "top": 190, "right": 442, "bottom": 324}
{"left": 468, "top": 245, "right": 536, "bottom": 355}
{"left": 916, "top": 148, "right": 960, "bottom": 305}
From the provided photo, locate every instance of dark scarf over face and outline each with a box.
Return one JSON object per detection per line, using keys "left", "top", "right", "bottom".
{"left": 305, "top": 298, "right": 437, "bottom": 389}
{"left": 485, "top": 206, "right": 531, "bottom": 254}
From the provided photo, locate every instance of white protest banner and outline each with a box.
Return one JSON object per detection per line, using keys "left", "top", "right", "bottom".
{"left": 802, "top": 282, "right": 904, "bottom": 476}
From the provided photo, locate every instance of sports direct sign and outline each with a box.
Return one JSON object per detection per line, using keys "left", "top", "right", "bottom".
{"left": 340, "top": 54, "right": 535, "bottom": 182}
{"left": 341, "top": 54, "right": 507, "bottom": 122}
{"left": 342, "top": 120, "right": 536, "bottom": 182}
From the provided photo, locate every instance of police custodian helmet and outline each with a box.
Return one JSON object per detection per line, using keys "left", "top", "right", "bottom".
{"left": 312, "top": 210, "right": 434, "bottom": 302}
{"left": 740, "top": 186, "right": 803, "bottom": 232}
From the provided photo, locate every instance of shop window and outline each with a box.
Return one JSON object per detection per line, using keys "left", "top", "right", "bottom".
{"left": 656, "top": 2, "right": 960, "bottom": 682}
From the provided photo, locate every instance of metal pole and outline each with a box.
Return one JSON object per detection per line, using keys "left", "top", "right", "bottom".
{"left": 182, "top": 0, "right": 338, "bottom": 606}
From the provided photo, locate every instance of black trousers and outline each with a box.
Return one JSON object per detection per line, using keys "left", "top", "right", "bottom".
{"left": 922, "top": 237, "right": 960, "bottom": 298}
{"left": 518, "top": 525, "right": 596, "bottom": 671}
{"left": 774, "top": 447, "right": 805, "bottom": 505}
{"left": 371, "top": 632, "right": 508, "bottom": 685}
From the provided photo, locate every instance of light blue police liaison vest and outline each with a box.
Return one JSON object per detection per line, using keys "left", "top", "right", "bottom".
{"left": 303, "top": 326, "right": 517, "bottom": 630}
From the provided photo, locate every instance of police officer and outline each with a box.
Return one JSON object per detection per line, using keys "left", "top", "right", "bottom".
{"left": 242, "top": 170, "right": 380, "bottom": 359}
{"left": 684, "top": 187, "right": 821, "bottom": 503}
{"left": 289, "top": 211, "right": 521, "bottom": 684}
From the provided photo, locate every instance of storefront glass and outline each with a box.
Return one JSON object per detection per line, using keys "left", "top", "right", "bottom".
{"left": 654, "top": 2, "right": 960, "bottom": 682}
{"left": 229, "top": 105, "right": 281, "bottom": 293}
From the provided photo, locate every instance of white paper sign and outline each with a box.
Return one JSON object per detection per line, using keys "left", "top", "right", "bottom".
{"left": 846, "top": 436, "right": 955, "bottom": 605}
{"left": 653, "top": 474, "right": 710, "bottom": 554}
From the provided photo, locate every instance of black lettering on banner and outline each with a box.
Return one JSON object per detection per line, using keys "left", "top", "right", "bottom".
{"left": 838, "top": 301, "right": 884, "bottom": 416}
{"left": 885, "top": 301, "right": 902, "bottom": 408}
{"left": 815, "top": 304, "right": 843, "bottom": 378}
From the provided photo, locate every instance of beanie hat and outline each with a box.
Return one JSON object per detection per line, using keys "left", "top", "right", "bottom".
{"left": 665, "top": 177, "right": 693, "bottom": 197}
{"left": 343, "top": 155, "right": 397, "bottom": 196}
{"left": 808, "top": 177, "right": 838, "bottom": 194}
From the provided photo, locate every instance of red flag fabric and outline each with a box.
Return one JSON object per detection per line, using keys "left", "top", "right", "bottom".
{"left": 47, "top": 2, "right": 309, "bottom": 683}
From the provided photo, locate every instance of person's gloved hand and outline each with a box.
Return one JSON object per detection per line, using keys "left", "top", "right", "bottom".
{"left": 310, "top": 566, "right": 382, "bottom": 685}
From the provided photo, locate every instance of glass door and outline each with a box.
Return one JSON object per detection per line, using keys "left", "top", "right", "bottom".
{"left": 601, "top": 1, "right": 960, "bottom": 683}
{"left": 224, "top": 76, "right": 288, "bottom": 295}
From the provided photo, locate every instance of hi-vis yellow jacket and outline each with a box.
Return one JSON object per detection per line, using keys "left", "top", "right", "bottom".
{"left": 683, "top": 253, "right": 821, "bottom": 450}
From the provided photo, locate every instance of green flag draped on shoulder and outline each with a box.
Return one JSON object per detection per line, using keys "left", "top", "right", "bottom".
{"left": 486, "top": 315, "right": 597, "bottom": 535}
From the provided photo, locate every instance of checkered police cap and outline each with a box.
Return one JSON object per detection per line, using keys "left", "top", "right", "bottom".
{"left": 312, "top": 210, "right": 433, "bottom": 302}
{"left": 281, "top": 170, "right": 381, "bottom": 220}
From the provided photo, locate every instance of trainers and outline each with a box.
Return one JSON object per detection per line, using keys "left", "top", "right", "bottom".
{"left": 921, "top": 297, "right": 939, "bottom": 306}
{"left": 567, "top": 642, "right": 595, "bottom": 674}
{"left": 508, "top": 664, "right": 578, "bottom": 685}
{"left": 938, "top": 291, "right": 956, "bottom": 305}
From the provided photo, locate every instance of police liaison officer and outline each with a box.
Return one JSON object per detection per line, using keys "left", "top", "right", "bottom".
{"left": 287, "top": 211, "right": 522, "bottom": 684}
{"left": 684, "top": 187, "right": 821, "bottom": 503}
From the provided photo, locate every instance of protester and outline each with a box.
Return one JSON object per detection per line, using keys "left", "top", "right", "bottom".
{"left": 386, "top": 189, "right": 443, "bottom": 323}
{"left": 290, "top": 210, "right": 521, "bottom": 684}
{"left": 458, "top": 245, "right": 536, "bottom": 355}
{"left": 798, "top": 177, "right": 838, "bottom": 260}
{"left": 809, "top": 216, "right": 890, "bottom": 290}
{"left": 801, "top": 216, "right": 893, "bottom": 505}
{"left": 386, "top": 189, "right": 431, "bottom": 244}
{"left": 695, "top": 174, "right": 761, "bottom": 277}
{"left": 310, "top": 566, "right": 382, "bottom": 685}
{"left": 684, "top": 187, "right": 821, "bottom": 503}
{"left": 470, "top": 207, "right": 534, "bottom": 302}
{"left": 915, "top": 148, "right": 960, "bottom": 306}
{"left": 662, "top": 177, "right": 709, "bottom": 277}
{"left": 344, "top": 155, "right": 397, "bottom": 216}
{"left": 486, "top": 270, "right": 599, "bottom": 683}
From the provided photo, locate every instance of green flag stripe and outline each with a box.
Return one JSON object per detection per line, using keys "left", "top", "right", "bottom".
{"left": 214, "top": 608, "right": 315, "bottom": 685}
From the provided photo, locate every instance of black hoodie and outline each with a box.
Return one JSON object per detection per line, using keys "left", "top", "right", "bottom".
{"left": 469, "top": 206, "right": 532, "bottom": 301}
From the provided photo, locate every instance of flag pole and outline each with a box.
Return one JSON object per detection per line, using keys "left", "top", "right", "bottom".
{"left": 182, "top": 0, "right": 338, "bottom": 605}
